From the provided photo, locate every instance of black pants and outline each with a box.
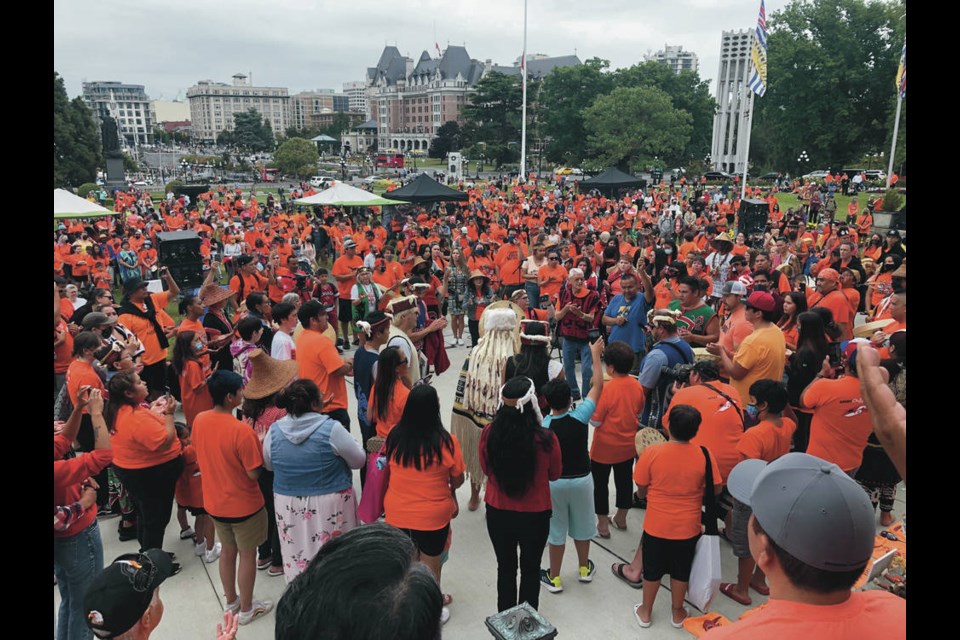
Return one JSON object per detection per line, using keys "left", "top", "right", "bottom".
{"left": 358, "top": 417, "right": 375, "bottom": 489}
{"left": 113, "top": 456, "right": 184, "bottom": 553}
{"left": 468, "top": 319, "right": 480, "bottom": 347}
{"left": 257, "top": 470, "right": 282, "bottom": 568}
{"left": 326, "top": 408, "right": 351, "bottom": 432}
{"left": 592, "top": 458, "right": 635, "bottom": 515}
{"left": 793, "top": 410, "right": 813, "bottom": 453}
{"left": 485, "top": 505, "right": 551, "bottom": 612}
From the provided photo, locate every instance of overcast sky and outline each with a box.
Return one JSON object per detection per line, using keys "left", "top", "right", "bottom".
{"left": 54, "top": 0, "right": 787, "bottom": 101}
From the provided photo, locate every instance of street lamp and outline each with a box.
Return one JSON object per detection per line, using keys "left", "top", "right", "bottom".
{"left": 797, "top": 150, "right": 810, "bottom": 174}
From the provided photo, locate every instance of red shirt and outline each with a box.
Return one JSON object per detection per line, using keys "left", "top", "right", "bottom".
{"left": 480, "top": 425, "right": 561, "bottom": 512}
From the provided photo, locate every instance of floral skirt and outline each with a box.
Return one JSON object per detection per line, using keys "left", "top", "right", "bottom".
{"left": 274, "top": 488, "right": 358, "bottom": 584}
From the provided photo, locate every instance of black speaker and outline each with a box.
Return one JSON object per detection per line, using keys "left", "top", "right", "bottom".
{"left": 174, "top": 185, "right": 210, "bottom": 201}
{"left": 157, "top": 231, "right": 205, "bottom": 288}
{"left": 738, "top": 199, "right": 769, "bottom": 237}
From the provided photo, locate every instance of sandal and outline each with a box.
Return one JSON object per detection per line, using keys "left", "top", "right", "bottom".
{"left": 633, "top": 602, "right": 651, "bottom": 628}
{"left": 719, "top": 582, "right": 752, "bottom": 606}
{"left": 750, "top": 581, "right": 770, "bottom": 596}
{"left": 670, "top": 607, "right": 689, "bottom": 629}
{"left": 611, "top": 519, "right": 628, "bottom": 531}
{"left": 611, "top": 563, "right": 643, "bottom": 589}
{"left": 442, "top": 594, "right": 453, "bottom": 606}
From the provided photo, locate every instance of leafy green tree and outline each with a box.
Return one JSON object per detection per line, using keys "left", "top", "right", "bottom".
{"left": 462, "top": 72, "right": 525, "bottom": 167}
{"left": 538, "top": 58, "right": 615, "bottom": 164}
{"left": 612, "top": 61, "right": 716, "bottom": 163}
{"left": 583, "top": 86, "right": 693, "bottom": 171}
{"left": 751, "top": 0, "right": 906, "bottom": 172}
{"left": 319, "top": 113, "right": 354, "bottom": 139}
{"left": 54, "top": 71, "right": 102, "bottom": 188}
{"left": 429, "top": 121, "right": 462, "bottom": 158}
{"left": 228, "top": 109, "right": 275, "bottom": 152}
{"left": 273, "top": 137, "right": 320, "bottom": 179}
{"left": 122, "top": 153, "right": 140, "bottom": 173}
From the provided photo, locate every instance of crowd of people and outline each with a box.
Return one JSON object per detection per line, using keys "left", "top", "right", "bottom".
{"left": 54, "top": 175, "right": 906, "bottom": 639}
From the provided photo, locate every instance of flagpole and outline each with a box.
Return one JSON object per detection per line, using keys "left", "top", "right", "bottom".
{"left": 740, "top": 91, "right": 754, "bottom": 202}
{"left": 519, "top": 0, "right": 528, "bottom": 182}
{"left": 885, "top": 93, "right": 902, "bottom": 190}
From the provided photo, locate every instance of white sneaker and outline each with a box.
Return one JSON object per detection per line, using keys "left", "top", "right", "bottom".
{"left": 440, "top": 607, "right": 451, "bottom": 625}
{"left": 194, "top": 540, "right": 206, "bottom": 557}
{"left": 225, "top": 598, "right": 241, "bottom": 614}
{"left": 238, "top": 599, "right": 273, "bottom": 625}
{"left": 179, "top": 527, "right": 195, "bottom": 540}
{"left": 204, "top": 542, "right": 222, "bottom": 564}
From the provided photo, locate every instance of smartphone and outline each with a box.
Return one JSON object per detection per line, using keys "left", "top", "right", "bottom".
{"left": 587, "top": 328, "right": 601, "bottom": 343}
{"left": 826, "top": 343, "right": 843, "bottom": 374}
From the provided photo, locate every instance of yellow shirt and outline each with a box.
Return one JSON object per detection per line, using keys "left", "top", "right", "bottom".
{"left": 731, "top": 325, "right": 786, "bottom": 406}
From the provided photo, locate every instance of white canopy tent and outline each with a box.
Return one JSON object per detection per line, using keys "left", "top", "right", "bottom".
{"left": 294, "top": 181, "right": 404, "bottom": 207}
{"left": 53, "top": 188, "right": 116, "bottom": 219}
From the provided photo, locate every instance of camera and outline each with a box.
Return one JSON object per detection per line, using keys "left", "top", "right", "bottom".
{"left": 660, "top": 363, "right": 694, "bottom": 385}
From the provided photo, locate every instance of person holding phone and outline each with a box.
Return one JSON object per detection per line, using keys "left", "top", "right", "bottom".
{"left": 117, "top": 270, "right": 180, "bottom": 400}
{"left": 555, "top": 269, "right": 601, "bottom": 401}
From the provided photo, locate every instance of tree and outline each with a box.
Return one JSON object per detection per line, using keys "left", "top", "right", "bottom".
{"left": 319, "top": 113, "right": 354, "bottom": 140}
{"left": 122, "top": 152, "right": 140, "bottom": 173}
{"left": 228, "top": 109, "right": 275, "bottom": 152}
{"left": 429, "top": 121, "right": 462, "bottom": 158}
{"left": 582, "top": 86, "right": 693, "bottom": 171}
{"left": 539, "top": 58, "right": 616, "bottom": 164}
{"left": 273, "top": 137, "right": 320, "bottom": 179}
{"left": 612, "top": 61, "right": 716, "bottom": 163}
{"left": 461, "top": 72, "right": 525, "bottom": 167}
{"left": 54, "top": 71, "right": 102, "bottom": 188}
{"left": 751, "top": 0, "right": 906, "bottom": 172}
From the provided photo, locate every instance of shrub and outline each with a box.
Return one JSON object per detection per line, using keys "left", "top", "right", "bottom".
{"left": 78, "top": 182, "right": 99, "bottom": 197}
{"left": 165, "top": 179, "right": 184, "bottom": 194}
{"left": 881, "top": 188, "right": 904, "bottom": 212}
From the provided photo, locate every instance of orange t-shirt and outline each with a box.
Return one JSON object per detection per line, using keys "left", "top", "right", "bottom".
{"left": 384, "top": 435, "right": 465, "bottom": 531}
{"left": 60, "top": 297, "right": 75, "bottom": 323}
{"left": 111, "top": 404, "right": 183, "bottom": 470}
{"left": 809, "top": 290, "right": 853, "bottom": 340}
{"left": 296, "top": 328, "right": 348, "bottom": 411}
{"left": 54, "top": 320, "right": 74, "bottom": 374}
{"left": 118, "top": 292, "right": 171, "bottom": 366}
{"left": 802, "top": 376, "right": 872, "bottom": 472}
{"left": 842, "top": 287, "right": 860, "bottom": 315}
{"left": 634, "top": 441, "right": 722, "bottom": 540}
{"left": 175, "top": 444, "right": 204, "bottom": 509}
{"left": 180, "top": 359, "right": 214, "bottom": 428}
{"left": 495, "top": 244, "right": 524, "bottom": 286}
{"left": 698, "top": 591, "right": 906, "bottom": 640}
{"left": 332, "top": 254, "right": 364, "bottom": 299}
{"left": 719, "top": 307, "right": 754, "bottom": 355}
{"left": 590, "top": 376, "right": 646, "bottom": 464}
{"left": 369, "top": 380, "right": 410, "bottom": 438}
{"left": 66, "top": 359, "right": 105, "bottom": 414}
{"left": 192, "top": 410, "right": 265, "bottom": 518}
{"left": 664, "top": 382, "right": 743, "bottom": 483}
{"left": 654, "top": 279, "right": 678, "bottom": 310}
{"left": 538, "top": 264, "right": 568, "bottom": 302}
{"left": 737, "top": 418, "right": 797, "bottom": 462}
{"left": 228, "top": 272, "right": 266, "bottom": 298}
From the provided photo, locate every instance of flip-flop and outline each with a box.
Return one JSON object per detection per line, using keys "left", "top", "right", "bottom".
{"left": 442, "top": 594, "right": 453, "bottom": 606}
{"left": 750, "top": 581, "right": 770, "bottom": 596}
{"left": 596, "top": 529, "right": 611, "bottom": 539}
{"left": 633, "top": 602, "right": 651, "bottom": 628}
{"left": 719, "top": 582, "right": 752, "bottom": 606}
{"left": 611, "top": 520, "right": 628, "bottom": 531}
{"left": 611, "top": 563, "right": 643, "bottom": 589}
{"left": 670, "top": 608, "right": 689, "bottom": 629}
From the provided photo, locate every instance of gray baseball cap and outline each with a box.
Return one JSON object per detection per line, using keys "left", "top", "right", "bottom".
{"left": 727, "top": 453, "right": 875, "bottom": 572}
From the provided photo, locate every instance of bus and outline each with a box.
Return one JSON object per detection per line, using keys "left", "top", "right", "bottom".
{"left": 374, "top": 152, "right": 404, "bottom": 169}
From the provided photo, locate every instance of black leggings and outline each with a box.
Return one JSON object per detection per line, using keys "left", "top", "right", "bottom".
{"left": 485, "top": 506, "right": 551, "bottom": 612}
{"left": 113, "top": 456, "right": 184, "bottom": 553}
{"left": 591, "top": 458, "right": 635, "bottom": 515}
{"left": 468, "top": 319, "right": 480, "bottom": 346}
{"left": 258, "top": 470, "right": 282, "bottom": 568}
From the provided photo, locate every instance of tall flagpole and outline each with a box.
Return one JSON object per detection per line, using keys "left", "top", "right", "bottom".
{"left": 519, "top": 0, "right": 528, "bottom": 182}
{"left": 885, "top": 93, "right": 902, "bottom": 190}
{"left": 740, "top": 91, "right": 754, "bottom": 202}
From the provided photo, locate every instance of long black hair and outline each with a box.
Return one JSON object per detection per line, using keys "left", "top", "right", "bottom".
{"left": 373, "top": 347, "right": 405, "bottom": 422}
{"left": 385, "top": 385, "right": 453, "bottom": 471}
{"left": 485, "top": 377, "right": 553, "bottom": 498}
{"left": 504, "top": 323, "right": 550, "bottom": 394}
{"left": 808, "top": 306, "right": 842, "bottom": 342}
{"left": 796, "top": 312, "right": 828, "bottom": 357}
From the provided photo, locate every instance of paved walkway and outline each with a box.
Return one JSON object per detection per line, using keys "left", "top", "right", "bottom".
{"left": 56, "top": 326, "right": 905, "bottom": 639}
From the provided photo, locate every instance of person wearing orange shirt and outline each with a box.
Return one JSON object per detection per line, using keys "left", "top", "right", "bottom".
{"left": 368, "top": 346, "right": 411, "bottom": 438}
{"left": 494, "top": 234, "right": 526, "bottom": 298}
{"left": 627, "top": 405, "right": 722, "bottom": 629}
{"left": 295, "top": 300, "right": 354, "bottom": 430}
{"left": 192, "top": 370, "right": 274, "bottom": 625}
{"left": 229, "top": 254, "right": 267, "bottom": 303}
{"left": 588, "top": 341, "right": 646, "bottom": 538}
{"left": 332, "top": 238, "right": 364, "bottom": 349}
{"left": 537, "top": 250, "right": 568, "bottom": 306}
{"left": 172, "top": 331, "right": 214, "bottom": 429}
{"left": 105, "top": 370, "right": 183, "bottom": 567}
{"left": 117, "top": 271, "right": 180, "bottom": 400}
{"left": 708, "top": 453, "right": 906, "bottom": 640}
{"left": 716, "top": 281, "right": 755, "bottom": 374}
{"left": 839, "top": 268, "right": 861, "bottom": 315}
{"left": 807, "top": 268, "right": 853, "bottom": 341}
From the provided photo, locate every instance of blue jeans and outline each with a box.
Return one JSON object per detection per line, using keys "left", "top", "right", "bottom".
{"left": 524, "top": 281, "right": 541, "bottom": 308}
{"left": 54, "top": 520, "right": 104, "bottom": 640}
{"left": 561, "top": 337, "right": 593, "bottom": 399}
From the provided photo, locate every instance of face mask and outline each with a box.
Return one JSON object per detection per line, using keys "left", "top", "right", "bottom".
{"left": 664, "top": 249, "right": 673, "bottom": 255}
{"left": 745, "top": 404, "right": 759, "bottom": 419}
{"left": 193, "top": 341, "right": 204, "bottom": 353}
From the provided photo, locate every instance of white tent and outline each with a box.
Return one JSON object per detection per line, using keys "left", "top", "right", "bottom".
{"left": 294, "top": 181, "right": 404, "bottom": 207}
{"left": 53, "top": 188, "right": 116, "bottom": 219}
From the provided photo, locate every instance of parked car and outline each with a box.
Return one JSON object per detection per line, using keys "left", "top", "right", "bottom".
{"left": 703, "top": 171, "right": 734, "bottom": 180}
{"left": 310, "top": 176, "right": 334, "bottom": 187}
{"left": 802, "top": 170, "right": 831, "bottom": 179}
{"left": 864, "top": 170, "right": 886, "bottom": 181}
{"left": 757, "top": 172, "right": 780, "bottom": 180}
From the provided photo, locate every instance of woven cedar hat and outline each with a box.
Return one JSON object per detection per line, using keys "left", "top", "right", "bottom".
{"left": 198, "top": 283, "right": 234, "bottom": 306}
{"left": 243, "top": 349, "right": 298, "bottom": 399}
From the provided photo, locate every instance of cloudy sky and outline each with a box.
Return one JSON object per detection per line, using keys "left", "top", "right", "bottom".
{"left": 54, "top": 0, "right": 787, "bottom": 101}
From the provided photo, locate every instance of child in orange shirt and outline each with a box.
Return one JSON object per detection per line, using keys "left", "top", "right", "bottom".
{"left": 590, "top": 341, "right": 646, "bottom": 538}
{"left": 174, "top": 422, "right": 220, "bottom": 563}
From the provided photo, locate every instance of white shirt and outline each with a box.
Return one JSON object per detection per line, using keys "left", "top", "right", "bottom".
{"left": 271, "top": 330, "right": 296, "bottom": 361}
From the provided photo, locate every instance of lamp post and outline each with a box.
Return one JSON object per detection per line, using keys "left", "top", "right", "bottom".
{"left": 797, "top": 150, "right": 809, "bottom": 175}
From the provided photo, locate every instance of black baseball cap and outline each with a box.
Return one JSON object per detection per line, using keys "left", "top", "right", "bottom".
{"left": 84, "top": 550, "right": 174, "bottom": 638}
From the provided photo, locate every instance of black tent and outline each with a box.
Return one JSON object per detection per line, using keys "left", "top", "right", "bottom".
{"left": 579, "top": 167, "right": 644, "bottom": 193}
{"left": 386, "top": 174, "right": 469, "bottom": 203}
